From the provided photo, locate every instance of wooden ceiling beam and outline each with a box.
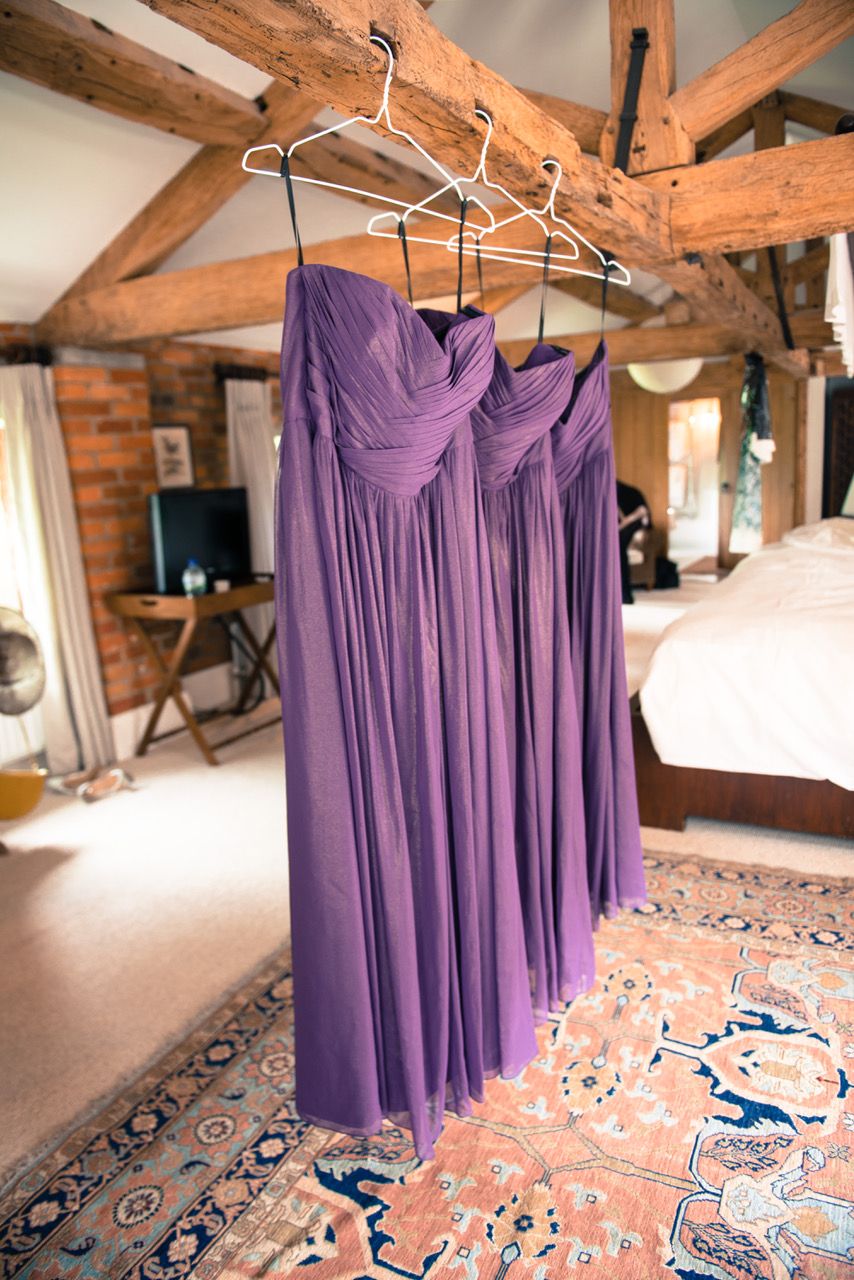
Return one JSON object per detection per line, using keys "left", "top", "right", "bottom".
{"left": 35, "top": 226, "right": 546, "bottom": 347}
{"left": 0, "top": 0, "right": 266, "bottom": 147}
{"left": 498, "top": 308, "right": 834, "bottom": 371}
{"left": 500, "top": 322, "right": 748, "bottom": 369}
{"left": 137, "top": 0, "right": 810, "bottom": 371}
{"left": 43, "top": 90, "right": 466, "bottom": 316}
{"left": 736, "top": 240, "right": 829, "bottom": 298}
{"left": 518, "top": 90, "right": 607, "bottom": 156}
{"left": 35, "top": 230, "right": 825, "bottom": 379}
{"left": 599, "top": 0, "right": 693, "bottom": 174}
{"left": 651, "top": 255, "right": 810, "bottom": 377}
{"left": 695, "top": 108, "right": 753, "bottom": 163}
{"left": 751, "top": 93, "right": 786, "bottom": 304}
{"left": 469, "top": 283, "right": 532, "bottom": 314}
{"left": 780, "top": 90, "right": 853, "bottom": 135}
{"left": 786, "top": 240, "right": 830, "bottom": 286}
{"left": 551, "top": 275, "right": 662, "bottom": 323}
{"left": 803, "top": 238, "right": 828, "bottom": 308}
{"left": 139, "top": 0, "right": 671, "bottom": 266}
{"left": 670, "top": 0, "right": 854, "bottom": 143}
{"left": 641, "top": 133, "right": 854, "bottom": 254}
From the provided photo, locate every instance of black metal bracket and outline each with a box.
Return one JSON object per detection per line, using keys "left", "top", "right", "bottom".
{"left": 600, "top": 28, "right": 649, "bottom": 317}
{"left": 614, "top": 28, "right": 650, "bottom": 175}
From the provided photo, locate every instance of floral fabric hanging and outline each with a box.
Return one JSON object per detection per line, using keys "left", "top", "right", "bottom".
{"left": 729, "top": 352, "right": 774, "bottom": 556}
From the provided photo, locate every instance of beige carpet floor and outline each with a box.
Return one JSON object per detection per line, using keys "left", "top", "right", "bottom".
{"left": 0, "top": 724, "right": 290, "bottom": 1191}
{"left": 1, "top": 707, "right": 851, "bottom": 1195}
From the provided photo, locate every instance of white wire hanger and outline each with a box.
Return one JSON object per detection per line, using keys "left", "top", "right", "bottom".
{"left": 241, "top": 35, "right": 493, "bottom": 239}
{"left": 536, "top": 160, "right": 631, "bottom": 285}
{"left": 366, "top": 108, "right": 576, "bottom": 254}
{"left": 430, "top": 111, "right": 583, "bottom": 269}
{"left": 447, "top": 138, "right": 631, "bottom": 286}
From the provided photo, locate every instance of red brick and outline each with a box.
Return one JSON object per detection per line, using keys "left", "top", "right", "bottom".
{"left": 96, "top": 450, "right": 136, "bottom": 468}
{"left": 74, "top": 486, "right": 107, "bottom": 504}
{"left": 67, "top": 433, "right": 115, "bottom": 453}
{"left": 113, "top": 399, "right": 150, "bottom": 417}
{"left": 57, "top": 397, "right": 115, "bottom": 416}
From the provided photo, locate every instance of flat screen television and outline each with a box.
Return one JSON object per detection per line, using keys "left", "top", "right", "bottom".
{"left": 148, "top": 487, "right": 252, "bottom": 594}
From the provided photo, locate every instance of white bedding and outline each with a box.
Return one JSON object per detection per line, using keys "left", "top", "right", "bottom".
{"left": 640, "top": 519, "right": 854, "bottom": 790}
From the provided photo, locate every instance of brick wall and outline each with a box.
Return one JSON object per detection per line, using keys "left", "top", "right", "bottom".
{"left": 0, "top": 322, "right": 35, "bottom": 350}
{"left": 1, "top": 329, "right": 281, "bottom": 719}
{"left": 53, "top": 362, "right": 159, "bottom": 716}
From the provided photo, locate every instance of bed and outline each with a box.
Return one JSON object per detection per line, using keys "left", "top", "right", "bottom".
{"left": 634, "top": 518, "right": 854, "bottom": 837}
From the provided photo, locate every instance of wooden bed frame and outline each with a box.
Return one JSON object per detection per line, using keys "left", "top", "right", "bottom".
{"left": 631, "top": 696, "right": 854, "bottom": 838}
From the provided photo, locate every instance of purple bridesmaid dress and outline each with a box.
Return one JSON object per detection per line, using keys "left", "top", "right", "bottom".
{"left": 459, "top": 330, "right": 595, "bottom": 1019}
{"left": 275, "top": 265, "right": 536, "bottom": 1160}
{"left": 549, "top": 340, "right": 646, "bottom": 921}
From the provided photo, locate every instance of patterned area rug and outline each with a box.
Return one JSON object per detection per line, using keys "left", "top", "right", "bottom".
{"left": 2, "top": 851, "right": 852, "bottom": 1280}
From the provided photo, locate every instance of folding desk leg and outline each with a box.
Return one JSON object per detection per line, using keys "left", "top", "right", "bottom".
{"left": 132, "top": 617, "right": 220, "bottom": 767}
{"left": 231, "top": 612, "right": 280, "bottom": 713}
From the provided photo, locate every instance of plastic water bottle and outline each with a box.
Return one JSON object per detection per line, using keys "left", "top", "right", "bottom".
{"left": 182, "top": 559, "right": 207, "bottom": 597}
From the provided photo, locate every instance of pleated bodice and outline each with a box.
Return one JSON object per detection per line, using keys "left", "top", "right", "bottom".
{"left": 287, "top": 265, "right": 496, "bottom": 496}
{"left": 470, "top": 341, "right": 574, "bottom": 489}
{"left": 550, "top": 339, "right": 611, "bottom": 493}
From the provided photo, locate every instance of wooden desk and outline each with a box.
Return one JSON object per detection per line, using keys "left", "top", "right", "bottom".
{"left": 107, "top": 582, "right": 279, "bottom": 766}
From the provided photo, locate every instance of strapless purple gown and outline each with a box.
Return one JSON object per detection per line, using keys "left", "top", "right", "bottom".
{"left": 276, "top": 265, "right": 536, "bottom": 1160}
{"left": 549, "top": 340, "right": 646, "bottom": 921}
{"left": 467, "top": 335, "right": 595, "bottom": 1018}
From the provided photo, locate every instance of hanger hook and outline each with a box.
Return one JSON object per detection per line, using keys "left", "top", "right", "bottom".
{"left": 369, "top": 35, "right": 396, "bottom": 122}
{"left": 541, "top": 159, "right": 563, "bottom": 217}
{"left": 472, "top": 108, "right": 494, "bottom": 180}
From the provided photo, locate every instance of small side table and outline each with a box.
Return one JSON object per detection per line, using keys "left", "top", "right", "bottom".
{"left": 107, "top": 582, "right": 279, "bottom": 766}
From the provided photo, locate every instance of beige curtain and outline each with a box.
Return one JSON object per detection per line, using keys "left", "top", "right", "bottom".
{"left": 225, "top": 378, "right": 276, "bottom": 667}
{"left": 0, "top": 365, "right": 115, "bottom": 772}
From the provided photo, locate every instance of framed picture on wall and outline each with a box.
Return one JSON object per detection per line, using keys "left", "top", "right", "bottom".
{"left": 152, "top": 425, "right": 195, "bottom": 489}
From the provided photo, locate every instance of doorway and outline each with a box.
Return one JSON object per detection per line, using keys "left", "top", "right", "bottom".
{"left": 667, "top": 397, "right": 722, "bottom": 572}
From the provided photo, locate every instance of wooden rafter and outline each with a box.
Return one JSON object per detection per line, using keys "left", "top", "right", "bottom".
{"left": 0, "top": 0, "right": 266, "bottom": 147}
{"left": 599, "top": 0, "right": 693, "bottom": 174}
{"left": 551, "top": 276, "right": 661, "bottom": 324}
{"left": 803, "top": 239, "right": 828, "bottom": 308}
{"left": 471, "top": 283, "right": 531, "bottom": 314}
{"left": 670, "top": 0, "right": 854, "bottom": 143}
{"left": 751, "top": 93, "right": 786, "bottom": 303}
{"left": 35, "top": 226, "right": 546, "bottom": 346}
{"left": 641, "top": 133, "right": 854, "bottom": 255}
{"left": 139, "top": 0, "right": 671, "bottom": 265}
{"left": 651, "top": 253, "right": 809, "bottom": 377}
{"left": 45, "top": 84, "right": 471, "bottom": 312}
{"left": 737, "top": 240, "right": 829, "bottom": 298}
{"left": 695, "top": 109, "right": 753, "bottom": 163}
{"left": 137, "top": 0, "right": 819, "bottom": 374}
{"left": 518, "top": 90, "right": 606, "bottom": 156}
{"left": 498, "top": 308, "right": 835, "bottom": 369}
{"left": 783, "top": 241, "right": 830, "bottom": 287}
{"left": 781, "top": 90, "right": 853, "bottom": 135}
{"left": 695, "top": 89, "right": 854, "bottom": 165}
{"left": 15, "top": 0, "right": 847, "bottom": 377}
{"left": 35, "top": 223, "right": 831, "bottom": 371}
